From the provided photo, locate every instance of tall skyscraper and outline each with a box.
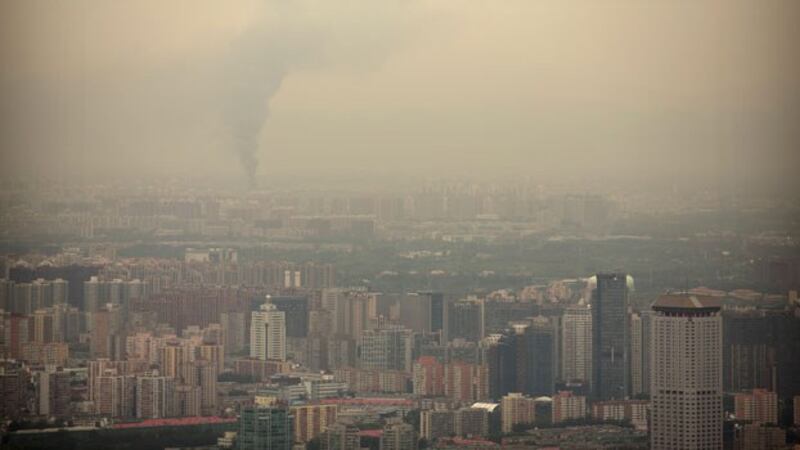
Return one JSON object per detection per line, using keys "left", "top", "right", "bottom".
{"left": 650, "top": 294, "right": 722, "bottom": 450}
{"left": 515, "top": 316, "right": 555, "bottom": 396}
{"left": 269, "top": 296, "right": 309, "bottom": 338}
{"left": 630, "top": 310, "right": 652, "bottom": 396}
{"left": 446, "top": 297, "right": 484, "bottom": 343}
{"left": 421, "top": 292, "right": 445, "bottom": 335}
{"left": 250, "top": 301, "right": 287, "bottom": 361}
{"left": 591, "top": 273, "right": 630, "bottom": 400}
{"left": 561, "top": 303, "right": 592, "bottom": 386}
{"left": 237, "top": 403, "right": 294, "bottom": 450}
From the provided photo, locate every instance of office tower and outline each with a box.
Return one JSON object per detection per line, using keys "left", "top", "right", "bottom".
{"left": 250, "top": 302, "right": 287, "bottom": 361}
{"left": 320, "top": 421, "right": 360, "bottom": 450}
{"left": 629, "top": 310, "right": 653, "bottom": 396}
{"left": 734, "top": 389, "right": 778, "bottom": 425}
{"left": 380, "top": 418, "right": 417, "bottom": 450}
{"left": 484, "top": 300, "right": 537, "bottom": 335}
{"left": 561, "top": 304, "right": 592, "bottom": 387}
{"left": 722, "top": 309, "right": 777, "bottom": 392}
{"left": 136, "top": 374, "right": 174, "bottom": 419}
{"left": 237, "top": 404, "right": 294, "bottom": 450}
{"left": 420, "top": 291, "right": 445, "bottom": 334}
{"left": 501, "top": 393, "right": 536, "bottom": 433}
{"left": 358, "top": 325, "right": 413, "bottom": 372}
{"left": 394, "top": 293, "right": 433, "bottom": 333}
{"left": 591, "top": 273, "right": 630, "bottom": 400}
{"left": 551, "top": 391, "right": 587, "bottom": 423}
{"left": 447, "top": 297, "right": 484, "bottom": 343}
{"left": 36, "top": 368, "right": 71, "bottom": 418}
{"left": 514, "top": 317, "right": 555, "bottom": 396}
{"left": 650, "top": 294, "right": 722, "bottom": 450}
{"left": 269, "top": 296, "right": 309, "bottom": 338}
{"left": 482, "top": 333, "right": 517, "bottom": 399}
{"left": 220, "top": 311, "right": 246, "bottom": 354}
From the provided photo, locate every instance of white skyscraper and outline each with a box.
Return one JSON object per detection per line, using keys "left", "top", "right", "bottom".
{"left": 250, "top": 300, "right": 286, "bottom": 361}
{"left": 561, "top": 303, "right": 592, "bottom": 385}
{"left": 650, "top": 294, "right": 722, "bottom": 450}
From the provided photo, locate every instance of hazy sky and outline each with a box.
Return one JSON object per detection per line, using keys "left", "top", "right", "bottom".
{"left": 1, "top": 1, "right": 798, "bottom": 189}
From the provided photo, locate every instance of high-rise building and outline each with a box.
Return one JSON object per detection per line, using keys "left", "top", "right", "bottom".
{"left": 192, "top": 359, "right": 218, "bottom": 416}
{"left": 292, "top": 403, "right": 339, "bottom": 444}
{"left": 420, "top": 292, "right": 445, "bottom": 335}
{"left": 358, "top": 326, "right": 413, "bottom": 372}
{"left": 0, "top": 362, "right": 31, "bottom": 419}
{"left": 501, "top": 393, "right": 536, "bottom": 433}
{"left": 591, "top": 400, "right": 649, "bottom": 431}
{"left": 250, "top": 302, "right": 287, "bottom": 361}
{"left": 795, "top": 395, "right": 800, "bottom": 426}
{"left": 332, "top": 292, "right": 372, "bottom": 340}
{"left": 380, "top": 418, "right": 417, "bottom": 450}
{"left": 551, "top": 391, "right": 587, "bottom": 423}
{"left": 454, "top": 407, "right": 489, "bottom": 437}
{"left": 236, "top": 403, "right": 294, "bottom": 450}
{"left": 413, "top": 356, "right": 445, "bottom": 397}
{"left": 444, "top": 362, "right": 489, "bottom": 404}
{"left": 514, "top": 317, "right": 555, "bottom": 396}
{"left": 320, "top": 421, "right": 360, "bottom": 450}
{"left": 136, "top": 374, "right": 174, "bottom": 419}
{"left": 94, "top": 373, "right": 136, "bottom": 418}
{"left": 591, "top": 273, "right": 631, "bottom": 400}
{"left": 36, "top": 368, "right": 71, "bottom": 418}
{"left": 420, "top": 409, "right": 455, "bottom": 441}
{"left": 172, "top": 384, "right": 202, "bottom": 417}
{"left": 734, "top": 389, "right": 778, "bottom": 425}
{"left": 629, "top": 310, "right": 652, "bottom": 396}
{"left": 650, "top": 294, "right": 722, "bottom": 450}
{"left": 446, "top": 298, "right": 484, "bottom": 343}
{"left": 732, "top": 423, "right": 785, "bottom": 450}
{"left": 484, "top": 300, "right": 537, "bottom": 335}
{"left": 561, "top": 304, "right": 592, "bottom": 387}
{"left": 270, "top": 296, "right": 309, "bottom": 338}
{"left": 482, "top": 333, "right": 517, "bottom": 399}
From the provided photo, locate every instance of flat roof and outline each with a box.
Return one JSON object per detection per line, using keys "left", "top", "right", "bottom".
{"left": 652, "top": 294, "right": 721, "bottom": 310}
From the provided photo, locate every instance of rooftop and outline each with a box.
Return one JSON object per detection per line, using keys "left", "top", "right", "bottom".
{"left": 652, "top": 294, "right": 722, "bottom": 311}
